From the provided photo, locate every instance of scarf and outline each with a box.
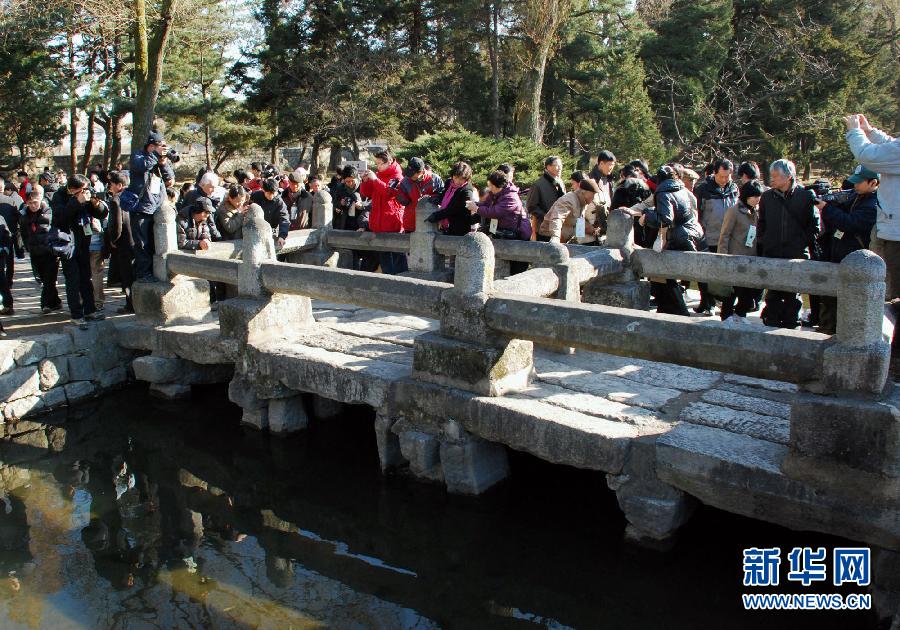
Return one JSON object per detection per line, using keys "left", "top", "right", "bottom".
{"left": 440, "top": 181, "right": 465, "bottom": 210}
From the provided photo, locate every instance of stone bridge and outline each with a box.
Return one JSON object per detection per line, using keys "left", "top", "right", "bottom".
{"left": 85, "top": 195, "right": 899, "bottom": 616}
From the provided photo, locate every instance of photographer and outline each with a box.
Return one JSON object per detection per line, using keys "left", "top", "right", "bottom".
{"left": 813, "top": 166, "right": 879, "bottom": 334}
{"left": 50, "top": 174, "right": 109, "bottom": 325}
{"left": 127, "top": 131, "right": 175, "bottom": 281}
{"left": 249, "top": 178, "right": 290, "bottom": 249}
{"left": 105, "top": 171, "right": 136, "bottom": 314}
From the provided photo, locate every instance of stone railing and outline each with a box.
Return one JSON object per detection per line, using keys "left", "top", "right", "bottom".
{"left": 139, "top": 200, "right": 890, "bottom": 395}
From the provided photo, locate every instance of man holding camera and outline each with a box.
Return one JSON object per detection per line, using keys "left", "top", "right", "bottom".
{"left": 128, "top": 131, "right": 175, "bottom": 281}
{"left": 813, "top": 165, "right": 879, "bottom": 334}
{"left": 50, "top": 174, "right": 109, "bottom": 326}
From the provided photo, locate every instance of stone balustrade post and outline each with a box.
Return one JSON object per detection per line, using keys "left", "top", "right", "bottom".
{"left": 132, "top": 201, "right": 211, "bottom": 325}
{"left": 605, "top": 208, "right": 635, "bottom": 262}
{"left": 413, "top": 232, "right": 533, "bottom": 396}
{"left": 822, "top": 249, "right": 890, "bottom": 394}
{"left": 303, "top": 191, "right": 340, "bottom": 267}
{"left": 582, "top": 208, "right": 650, "bottom": 309}
{"left": 408, "top": 198, "right": 444, "bottom": 274}
{"left": 218, "top": 205, "right": 313, "bottom": 346}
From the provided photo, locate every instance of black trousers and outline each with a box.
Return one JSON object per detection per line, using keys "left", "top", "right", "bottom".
{"left": 720, "top": 286, "right": 761, "bottom": 319}
{"left": 0, "top": 254, "right": 11, "bottom": 310}
{"left": 111, "top": 243, "right": 135, "bottom": 309}
{"left": 761, "top": 290, "right": 802, "bottom": 329}
{"left": 130, "top": 213, "right": 155, "bottom": 280}
{"left": 652, "top": 279, "right": 689, "bottom": 316}
{"left": 61, "top": 240, "right": 96, "bottom": 319}
{"left": 32, "top": 252, "right": 61, "bottom": 309}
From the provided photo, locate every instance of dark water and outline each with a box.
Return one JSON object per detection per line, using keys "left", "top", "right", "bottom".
{"left": 0, "top": 385, "right": 880, "bottom": 629}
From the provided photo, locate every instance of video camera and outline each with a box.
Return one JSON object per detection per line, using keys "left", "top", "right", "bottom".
{"left": 166, "top": 148, "right": 181, "bottom": 164}
{"left": 804, "top": 180, "right": 852, "bottom": 205}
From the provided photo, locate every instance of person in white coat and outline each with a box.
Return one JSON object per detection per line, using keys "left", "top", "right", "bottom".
{"left": 845, "top": 113, "right": 900, "bottom": 299}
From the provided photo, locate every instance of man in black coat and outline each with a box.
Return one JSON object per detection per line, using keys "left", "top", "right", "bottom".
{"left": 526, "top": 156, "right": 565, "bottom": 241}
{"left": 249, "top": 178, "right": 290, "bottom": 249}
{"left": 50, "top": 174, "right": 109, "bottom": 325}
{"left": 757, "top": 159, "right": 820, "bottom": 328}
{"left": 105, "top": 171, "right": 136, "bottom": 314}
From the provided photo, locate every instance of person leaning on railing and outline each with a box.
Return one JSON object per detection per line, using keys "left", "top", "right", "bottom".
{"left": 538, "top": 178, "right": 602, "bottom": 245}
{"left": 423, "top": 161, "right": 477, "bottom": 236}
{"left": 216, "top": 185, "right": 248, "bottom": 240}
{"left": 469, "top": 169, "right": 533, "bottom": 275}
{"left": 625, "top": 165, "right": 707, "bottom": 317}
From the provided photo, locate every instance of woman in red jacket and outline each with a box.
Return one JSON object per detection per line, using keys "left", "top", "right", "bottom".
{"left": 359, "top": 150, "right": 408, "bottom": 274}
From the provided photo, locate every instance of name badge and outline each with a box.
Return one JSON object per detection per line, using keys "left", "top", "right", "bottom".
{"left": 349, "top": 206, "right": 356, "bottom": 217}
{"left": 83, "top": 223, "right": 93, "bottom": 236}
{"left": 574, "top": 217, "right": 586, "bottom": 238}
{"left": 744, "top": 225, "right": 756, "bottom": 247}
{"left": 489, "top": 218, "right": 498, "bottom": 234}
{"left": 833, "top": 229, "right": 844, "bottom": 240}
{"left": 149, "top": 175, "right": 162, "bottom": 196}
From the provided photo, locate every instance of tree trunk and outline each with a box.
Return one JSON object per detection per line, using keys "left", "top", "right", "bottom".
{"left": 204, "top": 122, "right": 212, "bottom": 170}
{"left": 513, "top": 0, "right": 573, "bottom": 143}
{"left": 80, "top": 109, "right": 96, "bottom": 174}
{"left": 67, "top": 31, "right": 78, "bottom": 174}
{"left": 132, "top": 0, "right": 177, "bottom": 147}
{"left": 327, "top": 141, "right": 342, "bottom": 174}
{"left": 101, "top": 115, "right": 113, "bottom": 173}
{"left": 487, "top": 1, "right": 501, "bottom": 139}
{"left": 109, "top": 114, "right": 123, "bottom": 169}
{"left": 310, "top": 136, "right": 322, "bottom": 174}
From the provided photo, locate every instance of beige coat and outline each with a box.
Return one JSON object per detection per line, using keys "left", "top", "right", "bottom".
{"left": 718, "top": 201, "right": 758, "bottom": 256}
{"left": 539, "top": 191, "right": 591, "bottom": 243}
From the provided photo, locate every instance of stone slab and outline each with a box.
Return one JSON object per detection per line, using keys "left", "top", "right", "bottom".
{"left": 38, "top": 357, "right": 69, "bottom": 391}
{"left": 0, "top": 367, "right": 40, "bottom": 402}
{"left": 679, "top": 401, "right": 791, "bottom": 444}
{"left": 64, "top": 381, "right": 96, "bottom": 403}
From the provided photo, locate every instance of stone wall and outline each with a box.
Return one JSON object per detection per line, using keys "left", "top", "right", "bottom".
{"left": 0, "top": 321, "right": 136, "bottom": 436}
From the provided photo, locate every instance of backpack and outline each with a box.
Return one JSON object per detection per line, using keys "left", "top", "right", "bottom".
{"left": 47, "top": 228, "right": 74, "bottom": 260}
{"left": 119, "top": 189, "right": 141, "bottom": 213}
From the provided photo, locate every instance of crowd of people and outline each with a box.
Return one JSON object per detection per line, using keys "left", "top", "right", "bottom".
{"left": 0, "top": 113, "right": 895, "bottom": 337}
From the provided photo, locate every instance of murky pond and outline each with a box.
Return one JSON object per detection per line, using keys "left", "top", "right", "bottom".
{"left": 0, "top": 385, "right": 879, "bottom": 629}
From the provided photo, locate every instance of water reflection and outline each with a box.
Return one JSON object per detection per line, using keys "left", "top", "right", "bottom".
{"left": 0, "top": 386, "right": 879, "bottom": 629}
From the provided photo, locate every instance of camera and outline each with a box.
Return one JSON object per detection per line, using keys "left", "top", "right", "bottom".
{"left": 804, "top": 180, "right": 852, "bottom": 205}
{"left": 166, "top": 148, "right": 181, "bottom": 163}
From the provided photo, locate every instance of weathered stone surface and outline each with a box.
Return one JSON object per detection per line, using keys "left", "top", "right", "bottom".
{"left": 12, "top": 340, "right": 46, "bottom": 367}
{"left": 228, "top": 376, "right": 266, "bottom": 410}
{"left": 349, "top": 309, "right": 437, "bottom": 331}
{"left": 0, "top": 341, "right": 18, "bottom": 374}
{"left": 392, "top": 380, "right": 638, "bottom": 473}
{"left": 113, "top": 320, "right": 160, "bottom": 351}
{"left": 290, "top": 326, "right": 413, "bottom": 367}
{"left": 64, "top": 381, "right": 96, "bottom": 403}
{"left": 534, "top": 356, "right": 682, "bottom": 410}
{"left": 268, "top": 396, "right": 308, "bottom": 433}
{"left": 3, "top": 396, "right": 44, "bottom": 421}
{"left": 148, "top": 382, "right": 191, "bottom": 400}
{"left": 324, "top": 321, "right": 425, "bottom": 347}
{"left": 157, "top": 321, "right": 237, "bottom": 365}
{"left": 822, "top": 340, "right": 890, "bottom": 395}
{"left": 722, "top": 373, "right": 798, "bottom": 393}
{"left": 700, "top": 388, "right": 791, "bottom": 420}
{"left": 132, "top": 278, "right": 211, "bottom": 325}
{"left": 535, "top": 350, "right": 720, "bottom": 392}
{"left": 607, "top": 439, "right": 696, "bottom": 544}
{"left": 98, "top": 366, "right": 128, "bottom": 389}
{"left": 0, "top": 367, "right": 40, "bottom": 402}
{"left": 657, "top": 423, "right": 900, "bottom": 550}
{"left": 90, "top": 342, "right": 125, "bottom": 373}
{"left": 66, "top": 354, "right": 96, "bottom": 382}
{"left": 412, "top": 332, "right": 533, "bottom": 396}
{"left": 244, "top": 340, "right": 409, "bottom": 409}
{"left": 398, "top": 430, "right": 443, "bottom": 482}
{"left": 67, "top": 320, "right": 116, "bottom": 351}
{"left": 133, "top": 355, "right": 184, "bottom": 383}
{"left": 34, "top": 332, "right": 75, "bottom": 358}
{"left": 218, "top": 295, "right": 314, "bottom": 346}
{"left": 439, "top": 434, "right": 509, "bottom": 494}
{"left": 790, "top": 391, "right": 900, "bottom": 476}
{"left": 40, "top": 387, "right": 67, "bottom": 409}
{"left": 516, "top": 382, "right": 667, "bottom": 432}
{"left": 47, "top": 426, "right": 66, "bottom": 451}
{"left": 582, "top": 280, "right": 650, "bottom": 310}
{"left": 679, "top": 401, "right": 790, "bottom": 444}
{"left": 38, "top": 357, "right": 69, "bottom": 391}
{"left": 374, "top": 414, "right": 403, "bottom": 471}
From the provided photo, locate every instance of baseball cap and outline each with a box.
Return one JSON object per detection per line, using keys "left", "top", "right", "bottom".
{"left": 846, "top": 165, "right": 880, "bottom": 184}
